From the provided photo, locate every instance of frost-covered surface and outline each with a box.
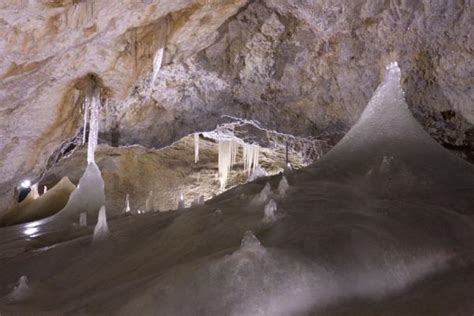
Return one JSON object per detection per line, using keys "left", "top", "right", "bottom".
{"left": 0, "top": 64, "right": 473, "bottom": 315}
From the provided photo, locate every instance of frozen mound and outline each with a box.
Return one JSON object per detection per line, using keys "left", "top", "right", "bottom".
{"left": 306, "top": 62, "right": 474, "bottom": 211}
{"left": 0, "top": 177, "right": 75, "bottom": 226}
{"left": 50, "top": 162, "right": 106, "bottom": 224}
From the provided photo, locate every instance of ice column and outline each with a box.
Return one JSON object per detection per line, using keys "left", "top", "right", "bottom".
{"left": 87, "top": 88, "right": 100, "bottom": 164}
{"left": 93, "top": 206, "right": 109, "bottom": 242}
{"left": 194, "top": 133, "right": 200, "bottom": 164}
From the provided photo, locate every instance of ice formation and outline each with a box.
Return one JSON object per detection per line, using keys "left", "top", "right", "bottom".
{"left": 52, "top": 161, "right": 105, "bottom": 224}
{"left": 86, "top": 88, "right": 100, "bottom": 164}
{"left": 263, "top": 199, "right": 277, "bottom": 223}
{"left": 277, "top": 175, "right": 289, "bottom": 197}
{"left": 151, "top": 18, "right": 167, "bottom": 86}
{"left": 7, "top": 275, "right": 31, "bottom": 303}
{"left": 218, "top": 140, "right": 239, "bottom": 191}
{"left": 194, "top": 133, "right": 200, "bottom": 164}
{"left": 252, "top": 182, "right": 272, "bottom": 205}
{"left": 43, "top": 185, "right": 48, "bottom": 194}
{"left": 123, "top": 194, "right": 131, "bottom": 213}
{"left": 240, "top": 230, "right": 262, "bottom": 249}
{"left": 243, "top": 143, "right": 260, "bottom": 176}
{"left": 145, "top": 191, "right": 154, "bottom": 213}
{"left": 191, "top": 195, "right": 205, "bottom": 207}
{"left": 247, "top": 165, "right": 267, "bottom": 182}
{"left": 93, "top": 206, "right": 109, "bottom": 243}
{"left": 82, "top": 99, "right": 89, "bottom": 145}
{"left": 79, "top": 212, "right": 87, "bottom": 227}
{"left": 178, "top": 192, "right": 185, "bottom": 209}
{"left": 29, "top": 183, "right": 39, "bottom": 199}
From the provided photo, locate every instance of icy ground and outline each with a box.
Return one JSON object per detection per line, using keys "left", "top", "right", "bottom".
{"left": 0, "top": 63, "right": 473, "bottom": 315}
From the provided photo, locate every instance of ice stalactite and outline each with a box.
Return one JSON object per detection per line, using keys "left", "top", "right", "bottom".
{"left": 243, "top": 143, "right": 260, "bottom": 176}
{"left": 93, "top": 206, "right": 109, "bottom": 243}
{"left": 218, "top": 140, "right": 239, "bottom": 191}
{"left": 123, "top": 194, "right": 131, "bottom": 213}
{"left": 7, "top": 275, "right": 31, "bottom": 303}
{"left": 86, "top": 87, "right": 100, "bottom": 164}
{"left": 79, "top": 212, "right": 87, "bottom": 227}
{"left": 151, "top": 18, "right": 168, "bottom": 86}
{"left": 194, "top": 133, "right": 200, "bottom": 164}
{"left": 145, "top": 191, "right": 154, "bottom": 213}
{"left": 278, "top": 176, "right": 289, "bottom": 197}
{"left": 178, "top": 192, "right": 185, "bottom": 209}
{"left": 263, "top": 199, "right": 277, "bottom": 223}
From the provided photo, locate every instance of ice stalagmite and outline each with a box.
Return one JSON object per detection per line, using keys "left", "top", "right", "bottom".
{"left": 145, "top": 191, "right": 154, "bottom": 213}
{"left": 218, "top": 140, "right": 239, "bottom": 191}
{"left": 123, "top": 194, "right": 131, "bottom": 213}
{"left": 194, "top": 133, "right": 200, "bottom": 164}
{"left": 252, "top": 182, "right": 271, "bottom": 205}
{"left": 7, "top": 276, "right": 31, "bottom": 303}
{"left": 29, "top": 183, "right": 39, "bottom": 199}
{"left": 243, "top": 143, "right": 260, "bottom": 176}
{"left": 43, "top": 185, "right": 48, "bottom": 194}
{"left": 240, "top": 231, "right": 262, "bottom": 249}
{"left": 178, "top": 192, "right": 185, "bottom": 209}
{"left": 93, "top": 206, "right": 109, "bottom": 243}
{"left": 278, "top": 175, "right": 289, "bottom": 197}
{"left": 263, "top": 199, "right": 277, "bottom": 223}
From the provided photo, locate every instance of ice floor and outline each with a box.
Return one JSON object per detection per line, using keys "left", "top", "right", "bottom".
{"left": 0, "top": 63, "right": 473, "bottom": 315}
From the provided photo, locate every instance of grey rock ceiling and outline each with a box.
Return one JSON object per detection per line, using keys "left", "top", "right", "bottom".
{"left": 0, "top": 0, "right": 472, "bottom": 211}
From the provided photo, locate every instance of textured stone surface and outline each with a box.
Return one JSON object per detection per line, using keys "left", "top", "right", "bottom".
{"left": 0, "top": 0, "right": 473, "bottom": 212}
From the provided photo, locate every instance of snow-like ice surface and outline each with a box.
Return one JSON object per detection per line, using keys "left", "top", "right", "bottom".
{"left": 0, "top": 63, "right": 473, "bottom": 315}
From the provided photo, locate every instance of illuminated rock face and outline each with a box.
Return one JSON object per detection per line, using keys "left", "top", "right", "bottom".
{"left": 0, "top": 0, "right": 473, "bottom": 213}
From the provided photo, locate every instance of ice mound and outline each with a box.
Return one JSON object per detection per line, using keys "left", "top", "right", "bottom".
{"left": 51, "top": 162, "right": 105, "bottom": 224}
{"left": 263, "top": 199, "right": 277, "bottom": 223}
{"left": 93, "top": 206, "right": 109, "bottom": 243}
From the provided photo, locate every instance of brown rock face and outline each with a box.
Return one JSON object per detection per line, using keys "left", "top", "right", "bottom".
{"left": 0, "top": 0, "right": 472, "bottom": 211}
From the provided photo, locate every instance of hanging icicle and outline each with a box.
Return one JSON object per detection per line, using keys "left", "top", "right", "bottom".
{"left": 218, "top": 140, "right": 239, "bottom": 192}
{"left": 194, "top": 133, "right": 200, "bottom": 164}
{"left": 151, "top": 18, "right": 168, "bottom": 86}
{"left": 243, "top": 143, "right": 260, "bottom": 176}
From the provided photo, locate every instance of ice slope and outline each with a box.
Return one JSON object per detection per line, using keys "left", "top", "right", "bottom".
{"left": 0, "top": 63, "right": 472, "bottom": 315}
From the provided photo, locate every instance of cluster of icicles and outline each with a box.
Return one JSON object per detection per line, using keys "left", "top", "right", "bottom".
{"left": 194, "top": 134, "right": 260, "bottom": 192}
